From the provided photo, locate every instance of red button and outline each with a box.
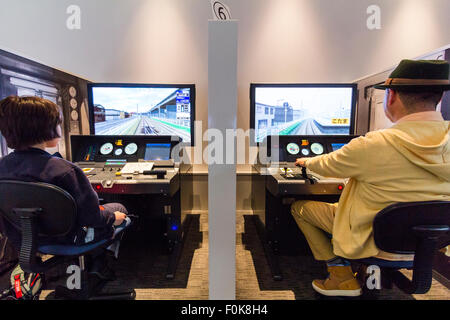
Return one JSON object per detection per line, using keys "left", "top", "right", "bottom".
{"left": 95, "top": 185, "right": 101, "bottom": 190}
{"left": 338, "top": 185, "right": 343, "bottom": 190}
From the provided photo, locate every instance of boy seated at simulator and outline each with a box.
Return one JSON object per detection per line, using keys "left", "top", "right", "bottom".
{"left": 0, "top": 96, "right": 128, "bottom": 271}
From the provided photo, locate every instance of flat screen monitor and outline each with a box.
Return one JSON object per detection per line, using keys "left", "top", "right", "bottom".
{"left": 250, "top": 84, "right": 357, "bottom": 144}
{"left": 88, "top": 83, "right": 195, "bottom": 145}
{"left": 144, "top": 143, "right": 171, "bottom": 161}
{"left": 331, "top": 143, "right": 347, "bottom": 151}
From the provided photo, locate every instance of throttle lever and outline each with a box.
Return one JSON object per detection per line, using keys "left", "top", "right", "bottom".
{"left": 302, "top": 166, "right": 315, "bottom": 184}
{"left": 301, "top": 167, "right": 308, "bottom": 179}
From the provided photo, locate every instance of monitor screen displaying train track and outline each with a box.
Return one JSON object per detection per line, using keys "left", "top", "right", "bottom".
{"left": 250, "top": 84, "right": 357, "bottom": 143}
{"left": 88, "top": 83, "right": 195, "bottom": 144}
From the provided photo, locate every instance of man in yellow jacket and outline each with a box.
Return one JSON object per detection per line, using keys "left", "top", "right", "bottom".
{"left": 291, "top": 59, "right": 450, "bottom": 297}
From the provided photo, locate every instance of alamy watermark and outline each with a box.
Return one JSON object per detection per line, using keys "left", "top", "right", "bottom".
{"left": 366, "top": 265, "right": 382, "bottom": 290}
{"left": 66, "top": 5, "right": 81, "bottom": 30}
{"left": 65, "top": 262, "right": 382, "bottom": 291}
{"left": 170, "top": 121, "right": 279, "bottom": 166}
{"left": 367, "top": 5, "right": 381, "bottom": 30}
{"left": 66, "top": 4, "right": 381, "bottom": 31}
{"left": 66, "top": 265, "right": 81, "bottom": 290}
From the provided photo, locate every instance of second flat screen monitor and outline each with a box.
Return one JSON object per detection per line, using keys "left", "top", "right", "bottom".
{"left": 144, "top": 143, "right": 171, "bottom": 161}
{"left": 88, "top": 84, "right": 195, "bottom": 145}
{"left": 250, "top": 84, "right": 357, "bottom": 143}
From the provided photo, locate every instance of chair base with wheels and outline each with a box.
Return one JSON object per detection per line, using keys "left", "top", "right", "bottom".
{"left": 0, "top": 180, "right": 136, "bottom": 300}
{"left": 38, "top": 219, "right": 135, "bottom": 300}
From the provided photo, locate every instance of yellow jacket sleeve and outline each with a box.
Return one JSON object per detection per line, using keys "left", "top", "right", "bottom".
{"left": 306, "top": 136, "right": 368, "bottom": 179}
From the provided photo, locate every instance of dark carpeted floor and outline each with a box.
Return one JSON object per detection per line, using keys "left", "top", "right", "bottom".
{"left": 1, "top": 212, "right": 448, "bottom": 300}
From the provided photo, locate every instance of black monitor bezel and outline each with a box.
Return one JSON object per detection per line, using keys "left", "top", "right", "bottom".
{"left": 87, "top": 83, "right": 196, "bottom": 146}
{"left": 249, "top": 83, "right": 358, "bottom": 146}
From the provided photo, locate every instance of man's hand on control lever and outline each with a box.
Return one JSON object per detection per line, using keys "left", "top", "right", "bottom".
{"left": 295, "top": 158, "right": 310, "bottom": 180}
{"left": 295, "top": 158, "right": 308, "bottom": 168}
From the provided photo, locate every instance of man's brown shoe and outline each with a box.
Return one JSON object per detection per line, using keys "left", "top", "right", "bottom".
{"left": 312, "top": 265, "right": 362, "bottom": 297}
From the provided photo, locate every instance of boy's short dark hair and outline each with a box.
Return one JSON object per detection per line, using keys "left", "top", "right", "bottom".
{"left": 0, "top": 96, "right": 62, "bottom": 150}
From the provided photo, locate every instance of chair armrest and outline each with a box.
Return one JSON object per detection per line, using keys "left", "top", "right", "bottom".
{"left": 391, "top": 224, "right": 449, "bottom": 294}
{"left": 412, "top": 225, "right": 449, "bottom": 238}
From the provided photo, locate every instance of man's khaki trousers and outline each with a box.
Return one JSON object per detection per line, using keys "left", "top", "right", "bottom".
{"left": 290, "top": 200, "right": 338, "bottom": 261}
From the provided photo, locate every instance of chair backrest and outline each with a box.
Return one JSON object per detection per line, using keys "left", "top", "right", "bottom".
{"left": 0, "top": 180, "right": 77, "bottom": 238}
{"left": 373, "top": 201, "right": 450, "bottom": 254}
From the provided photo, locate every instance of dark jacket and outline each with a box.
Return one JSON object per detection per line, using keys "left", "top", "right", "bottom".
{"left": 0, "top": 148, "right": 115, "bottom": 246}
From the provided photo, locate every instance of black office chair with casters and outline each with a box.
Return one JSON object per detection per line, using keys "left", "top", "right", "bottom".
{"left": 0, "top": 180, "right": 135, "bottom": 300}
{"left": 357, "top": 201, "right": 450, "bottom": 295}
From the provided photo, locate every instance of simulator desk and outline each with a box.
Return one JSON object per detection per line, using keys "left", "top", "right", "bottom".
{"left": 252, "top": 135, "right": 358, "bottom": 280}
{"left": 71, "top": 135, "right": 190, "bottom": 279}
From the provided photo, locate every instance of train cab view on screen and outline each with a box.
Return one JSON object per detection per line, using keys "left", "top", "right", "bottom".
{"left": 88, "top": 84, "right": 195, "bottom": 145}
{"left": 250, "top": 84, "right": 357, "bottom": 144}
{"left": 0, "top": 0, "right": 449, "bottom": 307}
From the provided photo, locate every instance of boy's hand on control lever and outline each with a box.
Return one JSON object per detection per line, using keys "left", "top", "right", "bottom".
{"left": 295, "top": 158, "right": 308, "bottom": 168}
{"left": 113, "top": 211, "right": 127, "bottom": 226}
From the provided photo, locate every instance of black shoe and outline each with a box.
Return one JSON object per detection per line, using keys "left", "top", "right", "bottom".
{"left": 88, "top": 255, "right": 116, "bottom": 281}
{"left": 89, "top": 265, "right": 116, "bottom": 281}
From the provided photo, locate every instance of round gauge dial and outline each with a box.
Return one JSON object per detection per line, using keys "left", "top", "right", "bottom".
{"left": 100, "top": 143, "right": 114, "bottom": 155}
{"left": 311, "top": 143, "right": 324, "bottom": 155}
{"left": 301, "top": 148, "right": 310, "bottom": 156}
{"left": 286, "top": 143, "right": 300, "bottom": 155}
{"left": 125, "top": 143, "right": 138, "bottom": 155}
{"left": 70, "top": 110, "right": 79, "bottom": 121}
{"left": 115, "top": 148, "right": 123, "bottom": 156}
{"left": 69, "top": 86, "right": 77, "bottom": 98}
{"left": 70, "top": 98, "right": 77, "bottom": 109}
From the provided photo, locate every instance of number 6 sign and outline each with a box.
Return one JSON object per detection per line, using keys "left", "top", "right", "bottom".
{"left": 210, "top": 0, "right": 232, "bottom": 20}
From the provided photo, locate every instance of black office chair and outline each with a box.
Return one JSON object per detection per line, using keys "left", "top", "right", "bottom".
{"left": 0, "top": 180, "right": 135, "bottom": 300}
{"left": 356, "top": 201, "right": 450, "bottom": 294}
